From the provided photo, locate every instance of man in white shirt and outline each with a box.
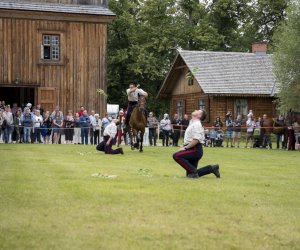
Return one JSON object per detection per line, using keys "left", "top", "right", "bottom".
{"left": 125, "top": 82, "right": 148, "bottom": 126}
{"left": 172, "top": 110, "right": 220, "bottom": 179}
{"left": 96, "top": 119, "right": 124, "bottom": 155}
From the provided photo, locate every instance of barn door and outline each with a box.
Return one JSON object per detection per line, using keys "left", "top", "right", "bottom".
{"left": 38, "top": 87, "right": 57, "bottom": 112}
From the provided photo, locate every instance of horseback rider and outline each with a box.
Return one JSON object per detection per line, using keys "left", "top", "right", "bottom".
{"left": 125, "top": 82, "right": 148, "bottom": 126}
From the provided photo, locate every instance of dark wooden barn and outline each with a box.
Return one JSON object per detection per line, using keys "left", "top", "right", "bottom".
{"left": 157, "top": 43, "right": 278, "bottom": 124}
{"left": 0, "top": 0, "right": 114, "bottom": 115}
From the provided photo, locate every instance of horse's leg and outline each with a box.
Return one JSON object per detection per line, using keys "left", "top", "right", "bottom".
{"left": 139, "top": 129, "right": 144, "bottom": 152}
{"left": 129, "top": 128, "right": 135, "bottom": 150}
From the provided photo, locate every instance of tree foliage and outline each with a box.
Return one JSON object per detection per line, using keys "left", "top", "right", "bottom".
{"left": 273, "top": 1, "right": 300, "bottom": 112}
{"left": 107, "top": 0, "right": 289, "bottom": 115}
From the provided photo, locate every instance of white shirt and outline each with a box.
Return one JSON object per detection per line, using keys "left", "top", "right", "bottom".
{"left": 160, "top": 118, "right": 171, "bottom": 131}
{"left": 183, "top": 119, "right": 205, "bottom": 145}
{"left": 33, "top": 115, "right": 43, "bottom": 128}
{"left": 127, "top": 88, "right": 147, "bottom": 102}
{"left": 103, "top": 122, "right": 117, "bottom": 137}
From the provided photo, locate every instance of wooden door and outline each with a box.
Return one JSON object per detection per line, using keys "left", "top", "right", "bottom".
{"left": 38, "top": 87, "right": 57, "bottom": 112}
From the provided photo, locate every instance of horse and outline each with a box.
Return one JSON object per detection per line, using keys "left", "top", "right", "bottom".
{"left": 125, "top": 95, "right": 147, "bottom": 152}
{"left": 272, "top": 117, "right": 288, "bottom": 149}
{"left": 261, "top": 117, "right": 273, "bottom": 149}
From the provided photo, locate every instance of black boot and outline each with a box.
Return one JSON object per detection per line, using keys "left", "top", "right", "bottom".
{"left": 197, "top": 164, "right": 220, "bottom": 178}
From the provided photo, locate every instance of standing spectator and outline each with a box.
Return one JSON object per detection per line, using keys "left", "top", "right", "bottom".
{"left": 96, "top": 119, "right": 124, "bottom": 155}
{"left": 274, "top": 114, "right": 285, "bottom": 149}
{"left": 36, "top": 104, "right": 44, "bottom": 116}
{"left": 225, "top": 111, "right": 234, "bottom": 147}
{"left": 52, "top": 111, "right": 63, "bottom": 144}
{"left": 12, "top": 109, "right": 22, "bottom": 143}
{"left": 80, "top": 110, "right": 90, "bottom": 145}
{"left": 147, "top": 112, "right": 158, "bottom": 146}
{"left": 261, "top": 114, "right": 272, "bottom": 149}
{"left": 209, "top": 126, "right": 217, "bottom": 147}
{"left": 101, "top": 113, "right": 111, "bottom": 135}
{"left": 92, "top": 113, "right": 102, "bottom": 145}
{"left": 64, "top": 110, "right": 75, "bottom": 144}
{"left": 89, "top": 110, "right": 95, "bottom": 144}
{"left": 73, "top": 113, "right": 81, "bottom": 144}
{"left": 78, "top": 106, "right": 85, "bottom": 117}
{"left": 42, "top": 111, "right": 52, "bottom": 144}
{"left": 3, "top": 106, "right": 14, "bottom": 143}
{"left": 245, "top": 115, "right": 256, "bottom": 148}
{"left": 33, "top": 110, "right": 43, "bottom": 143}
{"left": 21, "top": 107, "right": 33, "bottom": 143}
{"left": 171, "top": 113, "right": 182, "bottom": 147}
{"left": 11, "top": 103, "right": 18, "bottom": 116}
{"left": 0, "top": 109, "right": 8, "bottom": 143}
{"left": 287, "top": 124, "right": 296, "bottom": 151}
{"left": 172, "top": 110, "right": 220, "bottom": 178}
{"left": 160, "top": 113, "right": 172, "bottom": 147}
{"left": 233, "top": 114, "right": 242, "bottom": 148}
{"left": 214, "top": 116, "right": 223, "bottom": 131}
{"left": 181, "top": 114, "right": 189, "bottom": 138}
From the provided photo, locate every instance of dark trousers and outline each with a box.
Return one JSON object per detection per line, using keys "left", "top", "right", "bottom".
{"left": 149, "top": 128, "right": 157, "bottom": 146}
{"left": 172, "top": 129, "right": 180, "bottom": 146}
{"left": 94, "top": 130, "right": 100, "bottom": 145}
{"left": 90, "top": 127, "right": 94, "bottom": 144}
{"left": 33, "top": 128, "right": 42, "bottom": 143}
{"left": 81, "top": 127, "right": 89, "bottom": 145}
{"left": 125, "top": 101, "right": 137, "bottom": 125}
{"left": 104, "top": 135, "right": 123, "bottom": 154}
{"left": 173, "top": 144, "right": 203, "bottom": 174}
{"left": 162, "top": 130, "right": 170, "bottom": 146}
{"left": 172, "top": 143, "right": 214, "bottom": 177}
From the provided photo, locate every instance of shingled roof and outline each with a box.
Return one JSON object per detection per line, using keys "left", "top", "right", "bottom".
{"left": 159, "top": 50, "right": 277, "bottom": 97}
{"left": 0, "top": 0, "right": 115, "bottom": 16}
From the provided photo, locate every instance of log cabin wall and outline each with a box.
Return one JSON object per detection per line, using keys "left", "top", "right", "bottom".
{"left": 170, "top": 93, "right": 276, "bottom": 126}
{"left": 0, "top": 17, "right": 108, "bottom": 116}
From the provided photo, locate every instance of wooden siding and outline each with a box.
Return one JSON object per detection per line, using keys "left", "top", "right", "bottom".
{"left": 0, "top": 17, "right": 108, "bottom": 115}
{"left": 170, "top": 93, "right": 277, "bottom": 125}
{"left": 172, "top": 68, "right": 202, "bottom": 95}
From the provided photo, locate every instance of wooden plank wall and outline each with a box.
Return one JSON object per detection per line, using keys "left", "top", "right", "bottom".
{"left": 170, "top": 94, "right": 277, "bottom": 126}
{"left": 0, "top": 17, "right": 108, "bottom": 116}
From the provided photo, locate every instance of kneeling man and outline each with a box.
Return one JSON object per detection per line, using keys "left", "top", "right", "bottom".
{"left": 173, "top": 110, "right": 220, "bottom": 178}
{"left": 96, "top": 118, "right": 124, "bottom": 155}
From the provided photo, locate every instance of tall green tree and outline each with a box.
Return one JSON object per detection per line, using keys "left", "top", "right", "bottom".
{"left": 273, "top": 1, "right": 300, "bottom": 112}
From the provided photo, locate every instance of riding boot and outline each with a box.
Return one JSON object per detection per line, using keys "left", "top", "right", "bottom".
{"left": 197, "top": 164, "right": 220, "bottom": 178}
{"left": 197, "top": 165, "right": 213, "bottom": 177}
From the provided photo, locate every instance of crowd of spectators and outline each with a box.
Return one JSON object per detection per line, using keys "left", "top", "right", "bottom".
{"left": 0, "top": 100, "right": 299, "bottom": 150}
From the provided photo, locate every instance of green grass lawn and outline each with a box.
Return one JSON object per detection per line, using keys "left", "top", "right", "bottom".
{"left": 0, "top": 144, "right": 299, "bottom": 250}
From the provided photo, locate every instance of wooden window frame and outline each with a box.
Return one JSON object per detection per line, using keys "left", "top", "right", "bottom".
{"left": 38, "top": 30, "right": 66, "bottom": 66}
{"left": 175, "top": 100, "right": 185, "bottom": 120}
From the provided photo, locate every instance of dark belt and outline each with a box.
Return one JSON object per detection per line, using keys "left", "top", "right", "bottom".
{"left": 129, "top": 101, "right": 137, "bottom": 105}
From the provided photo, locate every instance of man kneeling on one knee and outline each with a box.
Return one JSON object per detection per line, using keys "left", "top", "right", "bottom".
{"left": 96, "top": 118, "right": 124, "bottom": 155}
{"left": 173, "top": 110, "right": 220, "bottom": 178}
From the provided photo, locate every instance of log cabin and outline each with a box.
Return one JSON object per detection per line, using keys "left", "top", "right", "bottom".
{"left": 0, "top": 0, "right": 114, "bottom": 115}
{"left": 157, "top": 43, "right": 278, "bottom": 125}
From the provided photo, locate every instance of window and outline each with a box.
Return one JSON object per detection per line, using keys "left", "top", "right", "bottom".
{"left": 42, "top": 34, "right": 60, "bottom": 60}
{"left": 235, "top": 99, "right": 248, "bottom": 120}
{"left": 199, "top": 99, "right": 205, "bottom": 110}
{"left": 176, "top": 100, "right": 184, "bottom": 119}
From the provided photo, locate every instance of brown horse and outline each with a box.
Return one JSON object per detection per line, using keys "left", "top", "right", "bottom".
{"left": 125, "top": 95, "right": 147, "bottom": 152}
{"left": 273, "top": 117, "right": 288, "bottom": 149}
{"left": 261, "top": 117, "right": 273, "bottom": 149}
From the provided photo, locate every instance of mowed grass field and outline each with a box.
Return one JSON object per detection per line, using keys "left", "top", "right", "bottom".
{"left": 0, "top": 144, "right": 299, "bottom": 250}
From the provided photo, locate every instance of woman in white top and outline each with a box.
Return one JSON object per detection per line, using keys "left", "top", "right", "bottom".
{"left": 160, "top": 113, "right": 172, "bottom": 146}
